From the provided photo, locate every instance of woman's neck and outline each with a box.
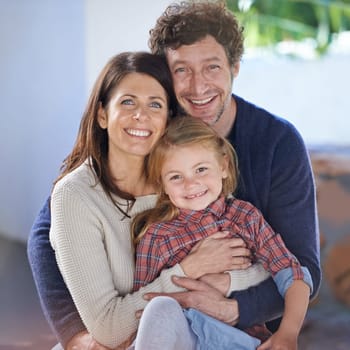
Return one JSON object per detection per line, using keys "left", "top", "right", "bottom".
{"left": 107, "top": 153, "right": 155, "bottom": 197}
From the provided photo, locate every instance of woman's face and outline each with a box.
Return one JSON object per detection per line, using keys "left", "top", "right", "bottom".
{"left": 98, "top": 72, "right": 169, "bottom": 159}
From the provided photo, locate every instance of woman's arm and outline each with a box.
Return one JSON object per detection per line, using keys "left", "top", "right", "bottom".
{"left": 27, "top": 197, "right": 86, "bottom": 348}
{"left": 50, "top": 180, "right": 189, "bottom": 349}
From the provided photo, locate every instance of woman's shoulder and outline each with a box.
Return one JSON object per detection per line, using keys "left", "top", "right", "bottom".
{"left": 53, "top": 161, "right": 97, "bottom": 196}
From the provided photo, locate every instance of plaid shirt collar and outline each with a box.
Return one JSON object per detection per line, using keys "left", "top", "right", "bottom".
{"left": 177, "top": 196, "right": 227, "bottom": 224}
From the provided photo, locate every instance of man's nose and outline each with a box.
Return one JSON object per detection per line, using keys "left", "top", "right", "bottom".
{"left": 189, "top": 71, "right": 208, "bottom": 95}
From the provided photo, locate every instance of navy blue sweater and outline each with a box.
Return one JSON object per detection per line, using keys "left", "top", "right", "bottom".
{"left": 27, "top": 94, "right": 321, "bottom": 346}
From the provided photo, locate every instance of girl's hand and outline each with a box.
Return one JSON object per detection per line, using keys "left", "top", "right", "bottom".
{"left": 180, "top": 231, "right": 252, "bottom": 279}
{"left": 258, "top": 329, "right": 298, "bottom": 350}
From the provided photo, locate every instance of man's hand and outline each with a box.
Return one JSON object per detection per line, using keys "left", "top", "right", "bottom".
{"left": 199, "top": 272, "right": 230, "bottom": 295}
{"left": 66, "top": 331, "right": 111, "bottom": 350}
{"left": 144, "top": 275, "right": 239, "bottom": 326}
{"left": 180, "top": 232, "right": 252, "bottom": 279}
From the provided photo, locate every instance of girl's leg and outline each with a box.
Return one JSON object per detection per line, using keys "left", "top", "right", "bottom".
{"left": 134, "top": 296, "right": 197, "bottom": 350}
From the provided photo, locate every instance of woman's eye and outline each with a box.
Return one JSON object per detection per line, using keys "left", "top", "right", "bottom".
{"left": 121, "top": 99, "right": 134, "bottom": 105}
{"left": 150, "top": 101, "right": 162, "bottom": 109}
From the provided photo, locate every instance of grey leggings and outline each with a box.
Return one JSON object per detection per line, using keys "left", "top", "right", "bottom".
{"left": 133, "top": 296, "right": 197, "bottom": 350}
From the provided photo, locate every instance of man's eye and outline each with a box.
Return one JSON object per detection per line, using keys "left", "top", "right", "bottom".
{"left": 174, "top": 67, "right": 186, "bottom": 74}
{"left": 208, "top": 64, "right": 220, "bottom": 71}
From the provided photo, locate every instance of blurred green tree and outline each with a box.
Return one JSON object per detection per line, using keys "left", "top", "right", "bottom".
{"left": 227, "top": 0, "right": 350, "bottom": 55}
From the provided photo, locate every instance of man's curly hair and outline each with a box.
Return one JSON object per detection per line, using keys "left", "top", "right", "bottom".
{"left": 148, "top": 1, "right": 244, "bottom": 66}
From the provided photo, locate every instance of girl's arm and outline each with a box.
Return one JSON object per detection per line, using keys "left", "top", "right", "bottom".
{"left": 258, "top": 280, "right": 310, "bottom": 350}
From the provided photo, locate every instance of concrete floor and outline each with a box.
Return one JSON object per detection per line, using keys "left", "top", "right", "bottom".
{"left": 0, "top": 235, "right": 349, "bottom": 350}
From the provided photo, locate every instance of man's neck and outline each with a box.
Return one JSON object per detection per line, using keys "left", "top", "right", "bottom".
{"left": 213, "top": 95, "right": 236, "bottom": 137}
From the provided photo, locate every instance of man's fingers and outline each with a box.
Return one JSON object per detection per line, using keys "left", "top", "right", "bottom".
{"left": 143, "top": 276, "right": 209, "bottom": 302}
{"left": 171, "top": 275, "right": 211, "bottom": 291}
{"left": 209, "top": 231, "right": 231, "bottom": 239}
{"left": 228, "top": 237, "right": 247, "bottom": 248}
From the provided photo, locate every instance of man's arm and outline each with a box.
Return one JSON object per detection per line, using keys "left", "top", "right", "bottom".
{"left": 233, "top": 122, "right": 321, "bottom": 329}
{"left": 27, "top": 196, "right": 86, "bottom": 347}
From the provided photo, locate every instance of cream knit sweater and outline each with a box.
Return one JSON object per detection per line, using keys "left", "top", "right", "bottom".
{"left": 50, "top": 161, "right": 269, "bottom": 348}
{"left": 50, "top": 162, "right": 186, "bottom": 348}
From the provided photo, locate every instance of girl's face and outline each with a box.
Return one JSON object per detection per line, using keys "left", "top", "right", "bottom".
{"left": 98, "top": 72, "right": 169, "bottom": 160}
{"left": 161, "top": 143, "right": 228, "bottom": 210}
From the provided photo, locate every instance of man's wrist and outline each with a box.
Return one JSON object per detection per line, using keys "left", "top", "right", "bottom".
{"left": 225, "top": 298, "right": 239, "bottom": 326}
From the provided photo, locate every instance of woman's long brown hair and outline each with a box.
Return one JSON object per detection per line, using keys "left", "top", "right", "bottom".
{"left": 53, "top": 52, "right": 177, "bottom": 216}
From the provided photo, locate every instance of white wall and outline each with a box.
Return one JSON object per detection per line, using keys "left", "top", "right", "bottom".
{"left": 0, "top": 1, "right": 86, "bottom": 242}
{"left": 234, "top": 53, "right": 350, "bottom": 145}
{"left": 85, "top": 0, "right": 172, "bottom": 90}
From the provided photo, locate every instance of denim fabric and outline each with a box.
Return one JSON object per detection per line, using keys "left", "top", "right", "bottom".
{"left": 274, "top": 266, "right": 313, "bottom": 297}
{"left": 184, "top": 308, "right": 261, "bottom": 350}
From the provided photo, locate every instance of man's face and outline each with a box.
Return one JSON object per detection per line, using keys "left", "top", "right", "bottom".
{"left": 165, "top": 35, "right": 239, "bottom": 127}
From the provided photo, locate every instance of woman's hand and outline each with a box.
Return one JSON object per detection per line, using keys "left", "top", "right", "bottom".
{"left": 66, "top": 331, "right": 112, "bottom": 350}
{"left": 180, "top": 231, "right": 252, "bottom": 279}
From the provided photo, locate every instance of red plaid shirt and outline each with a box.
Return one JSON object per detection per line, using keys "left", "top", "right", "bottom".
{"left": 134, "top": 196, "right": 304, "bottom": 291}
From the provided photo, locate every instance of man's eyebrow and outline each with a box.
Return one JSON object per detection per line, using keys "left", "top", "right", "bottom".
{"left": 171, "top": 56, "right": 222, "bottom": 66}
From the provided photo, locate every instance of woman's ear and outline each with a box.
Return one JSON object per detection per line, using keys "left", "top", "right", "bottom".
{"left": 97, "top": 104, "right": 108, "bottom": 129}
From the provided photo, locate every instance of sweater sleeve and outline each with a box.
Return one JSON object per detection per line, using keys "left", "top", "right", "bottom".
{"left": 27, "top": 196, "right": 86, "bottom": 348}
{"left": 230, "top": 118, "right": 321, "bottom": 329}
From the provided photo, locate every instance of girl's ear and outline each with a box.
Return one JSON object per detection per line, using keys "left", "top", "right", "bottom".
{"left": 221, "top": 154, "right": 229, "bottom": 179}
{"left": 97, "top": 104, "right": 108, "bottom": 129}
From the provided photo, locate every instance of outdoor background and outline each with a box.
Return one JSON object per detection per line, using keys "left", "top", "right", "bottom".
{"left": 0, "top": 1, "right": 349, "bottom": 349}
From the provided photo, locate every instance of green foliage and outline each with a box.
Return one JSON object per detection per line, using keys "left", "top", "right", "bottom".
{"left": 227, "top": 0, "right": 350, "bottom": 55}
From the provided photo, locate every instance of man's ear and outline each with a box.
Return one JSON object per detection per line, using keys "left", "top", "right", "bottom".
{"left": 231, "top": 62, "right": 240, "bottom": 78}
{"left": 97, "top": 104, "right": 108, "bottom": 129}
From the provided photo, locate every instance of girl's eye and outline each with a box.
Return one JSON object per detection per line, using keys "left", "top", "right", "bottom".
{"left": 121, "top": 99, "right": 134, "bottom": 106}
{"left": 169, "top": 174, "right": 181, "bottom": 181}
{"left": 150, "top": 101, "right": 162, "bottom": 109}
{"left": 197, "top": 167, "right": 208, "bottom": 173}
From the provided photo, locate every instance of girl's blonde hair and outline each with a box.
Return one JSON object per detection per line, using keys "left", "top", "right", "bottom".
{"left": 132, "top": 115, "right": 239, "bottom": 245}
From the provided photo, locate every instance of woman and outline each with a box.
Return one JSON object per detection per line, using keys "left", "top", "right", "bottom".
{"left": 37, "top": 52, "right": 253, "bottom": 350}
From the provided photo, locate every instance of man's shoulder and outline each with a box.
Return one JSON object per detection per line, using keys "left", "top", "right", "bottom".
{"left": 235, "top": 94, "right": 292, "bottom": 127}
{"left": 233, "top": 94, "right": 302, "bottom": 142}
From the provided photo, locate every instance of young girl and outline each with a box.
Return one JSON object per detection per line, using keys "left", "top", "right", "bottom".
{"left": 132, "top": 115, "right": 313, "bottom": 350}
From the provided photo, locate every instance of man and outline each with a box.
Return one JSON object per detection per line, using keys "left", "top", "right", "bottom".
{"left": 146, "top": 0, "right": 320, "bottom": 335}
{"left": 28, "top": 1, "right": 321, "bottom": 349}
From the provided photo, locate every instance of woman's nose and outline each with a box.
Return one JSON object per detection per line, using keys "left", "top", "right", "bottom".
{"left": 133, "top": 106, "right": 148, "bottom": 121}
